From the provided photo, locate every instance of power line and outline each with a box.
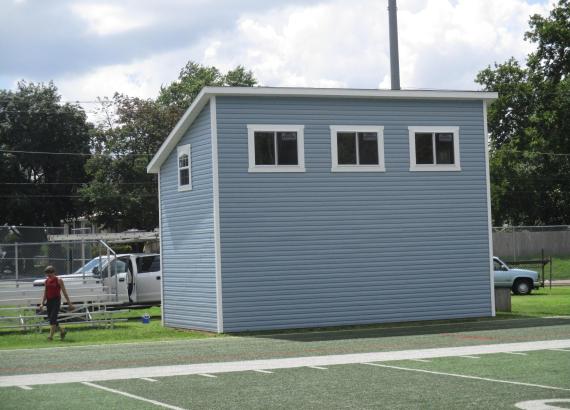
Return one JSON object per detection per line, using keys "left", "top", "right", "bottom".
{"left": 0, "top": 182, "right": 153, "bottom": 185}
{"left": 499, "top": 149, "right": 570, "bottom": 157}
{"left": 2, "top": 147, "right": 570, "bottom": 158}
{"left": 0, "top": 194, "right": 158, "bottom": 198}
{"left": 0, "top": 149, "right": 152, "bottom": 157}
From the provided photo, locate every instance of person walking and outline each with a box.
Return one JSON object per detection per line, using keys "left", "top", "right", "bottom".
{"left": 39, "top": 266, "right": 74, "bottom": 341}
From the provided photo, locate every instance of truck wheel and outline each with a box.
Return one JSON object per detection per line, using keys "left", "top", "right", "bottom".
{"left": 512, "top": 279, "right": 532, "bottom": 295}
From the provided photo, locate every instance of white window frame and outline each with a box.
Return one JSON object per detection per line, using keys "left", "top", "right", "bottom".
{"left": 177, "top": 144, "right": 192, "bottom": 191}
{"left": 247, "top": 124, "right": 305, "bottom": 173}
{"left": 408, "top": 126, "right": 461, "bottom": 172}
{"left": 330, "top": 125, "right": 385, "bottom": 172}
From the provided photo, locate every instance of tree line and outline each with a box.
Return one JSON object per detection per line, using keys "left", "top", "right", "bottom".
{"left": 1, "top": 0, "right": 568, "bottom": 229}
{"left": 0, "top": 63, "right": 256, "bottom": 230}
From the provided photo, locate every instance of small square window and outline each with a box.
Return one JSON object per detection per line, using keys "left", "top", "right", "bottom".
{"left": 177, "top": 144, "right": 192, "bottom": 191}
{"left": 248, "top": 125, "right": 305, "bottom": 173}
{"left": 330, "top": 126, "right": 385, "bottom": 172}
{"left": 409, "top": 127, "right": 460, "bottom": 171}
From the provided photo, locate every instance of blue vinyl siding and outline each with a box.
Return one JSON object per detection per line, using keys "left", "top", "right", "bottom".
{"left": 159, "top": 103, "right": 217, "bottom": 331}
{"left": 216, "top": 96, "right": 491, "bottom": 332}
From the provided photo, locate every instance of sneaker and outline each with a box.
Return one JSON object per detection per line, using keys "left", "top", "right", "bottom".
{"left": 60, "top": 329, "right": 67, "bottom": 340}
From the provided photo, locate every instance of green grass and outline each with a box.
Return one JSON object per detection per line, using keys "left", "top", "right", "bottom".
{"left": 1, "top": 285, "right": 568, "bottom": 351}
{"left": 2, "top": 351, "right": 568, "bottom": 410}
{"left": 0, "top": 306, "right": 217, "bottom": 350}
{"left": 551, "top": 256, "right": 570, "bottom": 280}
{"left": 510, "top": 286, "right": 570, "bottom": 316}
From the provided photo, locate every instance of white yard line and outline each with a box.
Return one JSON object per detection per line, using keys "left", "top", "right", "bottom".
{"left": 18, "top": 386, "right": 32, "bottom": 390}
{"left": 198, "top": 374, "right": 217, "bottom": 378}
{"left": 458, "top": 356, "right": 481, "bottom": 359}
{"left": 140, "top": 378, "right": 158, "bottom": 382}
{"left": 504, "top": 352, "right": 528, "bottom": 356}
{"left": 548, "top": 349, "right": 570, "bottom": 352}
{"left": 82, "top": 382, "right": 186, "bottom": 410}
{"left": 409, "top": 359, "right": 431, "bottom": 363}
{"left": 362, "top": 363, "right": 570, "bottom": 392}
{"left": 307, "top": 366, "right": 328, "bottom": 370}
{"left": 2, "top": 339, "right": 570, "bottom": 388}
{"left": 252, "top": 370, "right": 273, "bottom": 374}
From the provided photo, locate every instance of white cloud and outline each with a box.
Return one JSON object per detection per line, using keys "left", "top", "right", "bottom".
{"left": 53, "top": 0, "right": 552, "bottom": 116}
{"left": 199, "top": 0, "right": 550, "bottom": 90}
{"left": 54, "top": 47, "right": 198, "bottom": 121}
{"left": 70, "top": 3, "right": 154, "bottom": 36}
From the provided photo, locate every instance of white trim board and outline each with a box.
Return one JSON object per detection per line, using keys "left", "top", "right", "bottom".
{"left": 3, "top": 339, "right": 569, "bottom": 387}
{"left": 147, "top": 87, "right": 498, "bottom": 173}
{"left": 484, "top": 101, "right": 496, "bottom": 316}
{"left": 158, "top": 171, "right": 165, "bottom": 325}
{"left": 210, "top": 97, "right": 224, "bottom": 333}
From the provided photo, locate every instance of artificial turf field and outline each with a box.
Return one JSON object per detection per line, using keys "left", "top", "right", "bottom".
{"left": 1, "top": 316, "right": 569, "bottom": 409}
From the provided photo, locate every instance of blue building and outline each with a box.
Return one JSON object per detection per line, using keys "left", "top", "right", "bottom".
{"left": 147, "top": 87, "right": 498, "bottom": 333}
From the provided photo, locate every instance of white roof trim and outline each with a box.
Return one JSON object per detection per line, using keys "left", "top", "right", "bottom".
{"left": 147, "top": 86, "right": 498, "bottom": 173}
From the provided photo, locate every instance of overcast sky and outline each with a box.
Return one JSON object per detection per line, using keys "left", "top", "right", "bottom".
{"left": 0, "top": 0, "right": 553, "bottom": 114}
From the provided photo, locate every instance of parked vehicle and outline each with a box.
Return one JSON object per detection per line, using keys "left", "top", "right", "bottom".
{"left": 493, "top": 256, "right": 540, "bottom": 295}
{"left": 33, "top": 254, "right": 161, "bottom": 304}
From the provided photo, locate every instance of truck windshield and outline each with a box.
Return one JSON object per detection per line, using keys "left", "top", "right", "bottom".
{"left": 74, "top": 257, "right": 109, "bottom": 274}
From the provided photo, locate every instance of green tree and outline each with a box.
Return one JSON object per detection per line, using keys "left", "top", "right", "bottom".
{"left": 81, "top": 62, "right": 257, "bottom": 230}
{"left": 158, "top": 62, "right": 256, "bottom": 111}
{"left": 476, "top": 0, "right": 570, "bottom": 225}
{"left": 0, "top": 81, "right": 92, "bottom": 225}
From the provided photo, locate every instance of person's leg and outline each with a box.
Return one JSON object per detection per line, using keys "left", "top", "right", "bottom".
{"left": 49, "top": 324, "right": 57, "bottom": 340}
{"left": 47, "top": 298, "right": 62, "bottom": 340}
{"left": 46, "top": 299, "right": 58, "bottom": 340}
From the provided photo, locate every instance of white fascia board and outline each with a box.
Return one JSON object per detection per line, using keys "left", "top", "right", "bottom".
{"left": 201, "top": 86, "right": 499, "bottom": 101}
{"left": 147, "top": 87, "right": 498, "bottom": 173}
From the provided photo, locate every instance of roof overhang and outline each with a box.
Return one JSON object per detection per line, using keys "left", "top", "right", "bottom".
{"left": 147, "top": 86, "right": 498, "bottom": 173}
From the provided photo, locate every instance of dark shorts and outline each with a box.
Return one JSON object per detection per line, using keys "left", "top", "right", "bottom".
{"left": 46, "top": 298, "right": 61, "bottom": 325}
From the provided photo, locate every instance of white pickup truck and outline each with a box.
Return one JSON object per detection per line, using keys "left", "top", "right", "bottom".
{"left": 493, "top": 256, "right": 540, "bottom": 295}
{"left": 33, "top": 253, "right": 161, "bottom": 305}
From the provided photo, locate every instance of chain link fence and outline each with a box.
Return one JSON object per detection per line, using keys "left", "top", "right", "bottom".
{"left": 0, "top": 225, "right": 101, "bottom": 282}
{"left": 0, "top": 240, "right": 102, "bottom": 282}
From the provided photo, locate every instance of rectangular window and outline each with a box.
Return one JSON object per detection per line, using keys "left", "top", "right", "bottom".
{"left": 409, "top": 127, "right": 460, "bottom": 171}
{"left": 177, "top": 144, "right": 192, "bottom": 191}
{"left": 330, "top": 126, "right": 385, "bottom": 172}
{"left": 247, "top": 125, "right": 305, "bottom": 172}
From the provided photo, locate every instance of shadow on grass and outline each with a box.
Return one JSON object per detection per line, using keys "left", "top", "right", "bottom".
{"left": 233, "top": 315, "right": 570, "bottom": 343}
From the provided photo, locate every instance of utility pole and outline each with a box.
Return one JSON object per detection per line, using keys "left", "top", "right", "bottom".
{"left": 388, "top": 0, "right": 401, "bottom": 90}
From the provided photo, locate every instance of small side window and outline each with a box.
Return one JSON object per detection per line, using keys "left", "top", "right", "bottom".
{"left": 409, "top": 127, "right": 460, "bottom": 171}
{"left": 177, "top": 144, "right": 192, "bottom": 191}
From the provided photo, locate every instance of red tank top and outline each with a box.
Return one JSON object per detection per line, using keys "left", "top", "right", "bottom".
{"left": 45, "top": 276, "right": 61, "bottom": 300}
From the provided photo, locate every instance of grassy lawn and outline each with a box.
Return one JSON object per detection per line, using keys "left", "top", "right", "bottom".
{"left": 510, "top": 286, "right": 570, "bottom": 317}
{"left": 1, "top": 286, "right": 568, "bottom": 351}
{"left": 551, "top": 256, "right": 570, "bottom": 280}
{"left": 0, "top": 306, "right": 217, "bottom": 350}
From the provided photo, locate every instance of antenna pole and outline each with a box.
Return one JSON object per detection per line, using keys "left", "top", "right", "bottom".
{"left": 388, "top": 0, "right": 401, "bottom": 90}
